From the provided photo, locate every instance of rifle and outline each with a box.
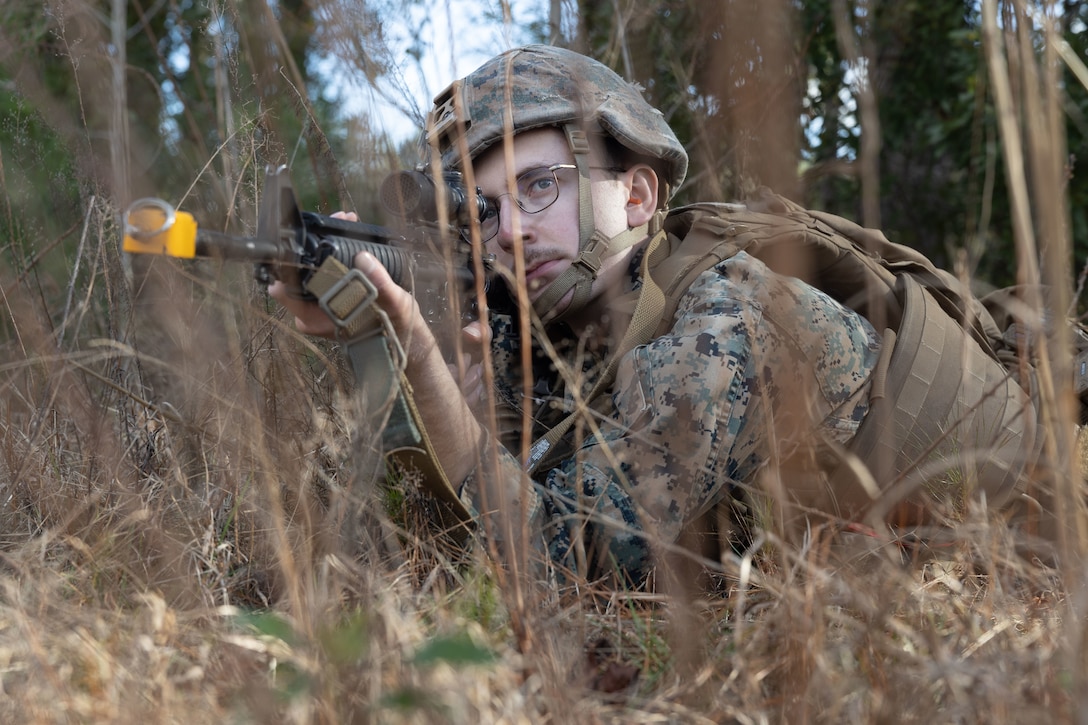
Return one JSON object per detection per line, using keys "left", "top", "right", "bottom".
{"left": 122, "top": 165, "right": 494, "bottom": 334}
{"left": 122, "top": 165, "right": 495, "bottom": 457}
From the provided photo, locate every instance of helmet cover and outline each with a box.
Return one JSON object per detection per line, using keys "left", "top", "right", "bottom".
{"left": 426, "top": 44, "right": 687, "bottom": 200}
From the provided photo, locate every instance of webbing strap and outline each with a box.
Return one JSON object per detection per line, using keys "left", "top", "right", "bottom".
{"left": 534, "top": 231, "right": 605, "bottom": 314}
{"left": 533, "top": 125, "right": 656, "bottom": 320}
{"left": 526, "top": 214, "right": 741, "bottom": 473}
{"left": 566, "top": 126, "right": 595, "bottom": 243}
{"left": 305, "top": 256, "right": 473, "bottom": 532}
{"left": 306, "top": 256, "right": 421, "bottom": 450}
{"left": 534, "top": 225, "right": 650, "bottom": 315}
{"left": 387, "top": 374, "right": 474, "bottom": 528}
{"left": 531, "top": 126, "right": 598, "bottom": 317}
{"left": 648, "top": 216, "right": 742, "bottom": 337}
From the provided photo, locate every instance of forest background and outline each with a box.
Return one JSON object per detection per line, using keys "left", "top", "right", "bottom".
{"left": 0, "top": 0, "right": 1087, "bottom": 722}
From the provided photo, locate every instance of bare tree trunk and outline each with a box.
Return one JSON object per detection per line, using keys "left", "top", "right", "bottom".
{"left": 549, "top": 0, "right": 562, "bottom": 43}
{"left": 832, "top": 0, "right": 882, "bottom": 229}
{"left": 709, "top": 0, "right": 803, "bottom": 201}
{"left": 110, "top": 0, "right": 129, "bottom": 207}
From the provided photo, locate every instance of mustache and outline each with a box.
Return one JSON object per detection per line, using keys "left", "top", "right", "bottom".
{"left": 494, "top": 248, "right": 567, "bottom": 275}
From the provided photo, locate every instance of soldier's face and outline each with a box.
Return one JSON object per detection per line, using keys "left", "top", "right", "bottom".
{"left": 472, "top": 128, "right": 634, "bottom": 317}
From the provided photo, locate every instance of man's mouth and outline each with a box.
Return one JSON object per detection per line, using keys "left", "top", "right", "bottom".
{"left": 525, "top": 259, "right": 563, "bottom": 292}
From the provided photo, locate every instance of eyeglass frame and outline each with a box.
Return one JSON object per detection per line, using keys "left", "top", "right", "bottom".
{"left": 463, "top": 163, "right": 625, "bottom": 242}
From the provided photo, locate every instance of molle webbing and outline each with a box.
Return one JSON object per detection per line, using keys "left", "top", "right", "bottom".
{"left": 841, "top": 275, "right": 1039, "bottom": 522}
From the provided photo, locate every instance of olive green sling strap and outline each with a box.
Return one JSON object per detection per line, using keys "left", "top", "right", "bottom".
{"left": 306, "top": 255, "right": 474, "bottom": 534}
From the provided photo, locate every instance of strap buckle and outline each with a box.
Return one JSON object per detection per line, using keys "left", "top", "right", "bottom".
{"left": 315, "top": 266, "right": 408, "bottom": 368}
{"left": 317, "top": 267, "right": 378, "bottom": 333}
{"left": 572, "top": 232, "right": 611, "bottom": 276}
{"left": 565, "top": 127, "right": 591, "bottom": 156}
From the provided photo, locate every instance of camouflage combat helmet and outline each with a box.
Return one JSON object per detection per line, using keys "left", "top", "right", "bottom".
{"left": 427, "top": 44, "right": 688, "bottom": 202}
{"left": 425, "top": 45, "right": 687, "bottom": 320}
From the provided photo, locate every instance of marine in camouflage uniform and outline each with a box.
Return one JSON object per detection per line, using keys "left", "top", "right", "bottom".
{"left": 271, "top": 43, "right": 1042, "bottom": 588}
{"left": 462, "top": 246, "right": 882, "bottom": 584}
{"left": 419, "top": 45, "right": 886, "bottom": 585}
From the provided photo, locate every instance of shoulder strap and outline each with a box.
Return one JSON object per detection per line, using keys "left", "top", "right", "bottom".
{"left": 649, "top": 207, "right": 746, "bottom": 337}
{"left": 526, "top": 203, "right": 780, "bottom": 473}
{"left": 307, "top": 255, "right": 474, "bottom": 536}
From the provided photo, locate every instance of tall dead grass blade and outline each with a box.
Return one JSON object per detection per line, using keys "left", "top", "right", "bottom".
{"left": 984, "top": 0, "right": 1088, "bottom": 714}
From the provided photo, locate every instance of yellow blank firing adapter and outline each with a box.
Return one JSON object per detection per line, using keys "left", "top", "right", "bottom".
{"left": 122, "top": 198, "right": 198, "bottom": 258}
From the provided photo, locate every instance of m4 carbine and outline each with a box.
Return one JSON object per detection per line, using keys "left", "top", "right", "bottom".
{"left": 123, "top": 165, "right": 493, "bottom": 513}
{"left": 122, "top": 165, "right": 494, "bottom": 333}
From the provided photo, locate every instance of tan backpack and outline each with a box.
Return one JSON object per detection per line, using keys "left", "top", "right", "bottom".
{"left": 616, "top": 189, "right": 1045, "bottom": 530}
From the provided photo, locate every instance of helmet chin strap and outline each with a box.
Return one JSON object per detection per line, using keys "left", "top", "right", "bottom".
{"left": 533, "top": 227, "right": 647, "bottom": 318}
{"left": 532, "top": 126, "right": 649, "bottom": 321}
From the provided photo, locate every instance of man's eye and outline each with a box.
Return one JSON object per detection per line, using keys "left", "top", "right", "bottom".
{"left": 517, "top": 168, "right": 552, "bottom": 191}
{"left": 521, "top": 174, "right": 554, "bottom": 197}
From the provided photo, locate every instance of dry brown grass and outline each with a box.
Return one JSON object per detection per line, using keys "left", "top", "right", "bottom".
{"left": 0, "top": 252, "right": 1081, "bottom": 721}
{"left": 0, "top": 0, "right": 1086, "bottom": 722}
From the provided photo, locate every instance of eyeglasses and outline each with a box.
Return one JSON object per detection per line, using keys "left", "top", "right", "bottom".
{"left": 467, "top": 164, "right": 577, "bottom": 242}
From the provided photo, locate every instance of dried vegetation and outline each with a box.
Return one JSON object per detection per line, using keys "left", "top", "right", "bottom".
{"left": 0, "top": 0, "right": 1086, "bottom": 722}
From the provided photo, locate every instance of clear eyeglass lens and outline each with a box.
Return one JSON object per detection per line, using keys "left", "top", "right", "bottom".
{"left": 465, "top": 165, "right": 569, "bottom": 243}
{"left": 516, "top": 167, "right": 561, "bottom": 213}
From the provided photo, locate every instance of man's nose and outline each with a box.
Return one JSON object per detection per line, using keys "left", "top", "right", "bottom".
{"left": 493, "top": 196, "right": 530, "bottom": 252}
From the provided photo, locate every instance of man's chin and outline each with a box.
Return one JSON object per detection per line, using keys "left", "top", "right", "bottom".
{"left": 496, "top": 272, "right": 575, "bottom": 323}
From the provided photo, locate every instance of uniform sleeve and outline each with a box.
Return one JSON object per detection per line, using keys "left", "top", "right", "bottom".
{"left": 466, "top": 252, "right": 881, "bottom": 585}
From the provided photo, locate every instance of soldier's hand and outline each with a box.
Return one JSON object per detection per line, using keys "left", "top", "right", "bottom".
{"left": 269, "top": 211, "right": 359, "bottom": 338}
{"left": 269, "top": 211, "right": 426, "bottom": 358}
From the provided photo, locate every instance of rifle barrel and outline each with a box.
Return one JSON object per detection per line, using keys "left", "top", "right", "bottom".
{"left": 194, "top": 229, "right": 287, "bottom": 263}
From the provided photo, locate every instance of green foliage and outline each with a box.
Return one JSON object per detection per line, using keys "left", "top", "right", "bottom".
{"left": 411, "top": 631, "right": 498, "bottom": 667}
{"left": 568, "top": 0, "right": 1088, "bottom": 291}
{"left": 236, "top": 609, "right": 299, "bottom": 646}
{"left": 4, "top": 0, "right": 400, "bottom": 227}
{"left": 1063, "top": 5, "right": 1088, "bottom": 302}
{"left": 623, "top": 602, "right": 673, "bottom": 692}
{"left": 379, "top": 685, "right": 446, "bottom": 712}
{"left": 871, "top": 2, "right": 988, "bottom": 267}
{"left": 0, "top": 86, "right": 81, "bottom": 256}
{"left": 0, "top": 9, "right": 83, "bottom": 291}
{"left": 231, "top": 606, "right": 496, "bottom": 718}
{"left": 452, "top": 568, "right": 505, "bottom": 632}
{"left": 319, "top": 611, "right": 370, "bottom": 664}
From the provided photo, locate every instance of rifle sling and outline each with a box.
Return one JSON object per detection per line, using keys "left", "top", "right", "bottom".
{"left": 306, "top": 256, "right": 473, "bottom": 531}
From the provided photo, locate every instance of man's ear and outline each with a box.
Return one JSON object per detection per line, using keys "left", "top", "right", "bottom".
{"left": 624, "top": 164, "right": 659, "bottom": 228}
